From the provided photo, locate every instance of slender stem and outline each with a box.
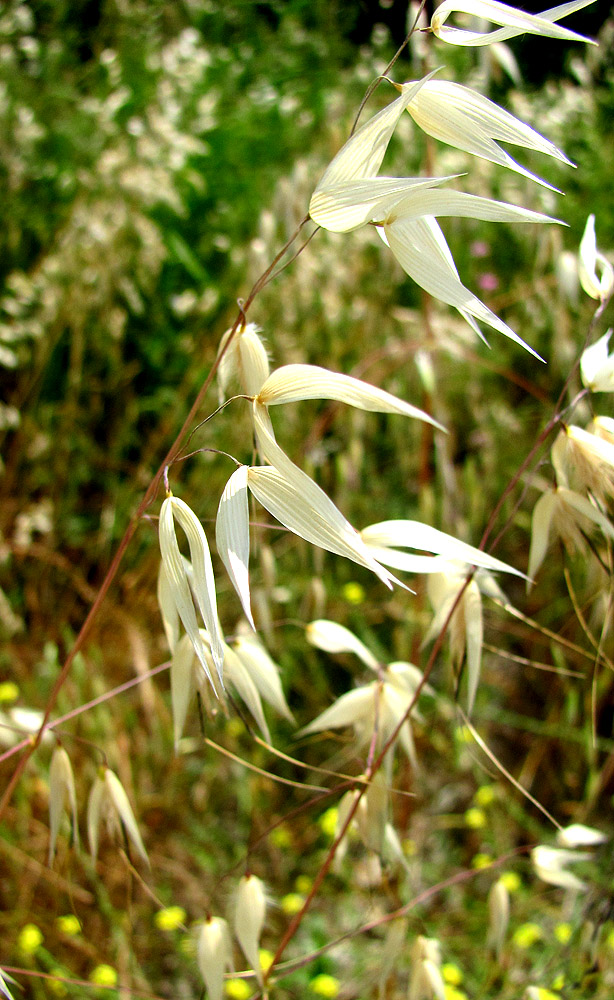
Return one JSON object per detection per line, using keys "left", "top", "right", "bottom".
{"left": 349, "top": 0, "right": 428, "bottom": 134}
{"left": 266, "top": 572, "right": 470, "bottom": 978}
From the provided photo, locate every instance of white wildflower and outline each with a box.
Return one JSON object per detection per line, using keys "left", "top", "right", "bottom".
{"left": 231, "top": 630, "right": 294, "bottom": 724}
{"left": 171, "top": 630, "right": 292, "bottom": 748}
{"left": 409, "top": 936, "right": 445, "bottom": 1000}
{"left": 308, "top": 74, "right": 559, "bottom": 356}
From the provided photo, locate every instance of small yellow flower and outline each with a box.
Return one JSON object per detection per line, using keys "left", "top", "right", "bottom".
{"left": 444, "top": 988, "right": 468, "bottom": 1000}
{"left": 442, "top": 963, "right": 463, "bottom": 985}
{"left": 56, "top": 914, "right": 81, "bottom": 936}
{"left": 295, "top": 875, "right": 313, "bottom": 894}
{"left": 500, "top": 871, "right": 521, "bottom": 892}
{"left": 319, "top": 807, "right": 339, "bottom": 838}
{"left": 259, "top": 949, "right": 274, "bottom": 975}
{"left": 551, "top": 975, "right": 565, "bottom": 990}
{"left": 554, "top": 922, "right": 572, "bottom": 945}
{"left": 471, "top": 852, "right": 492, "bottom": 869}
{"left": 281, "top": 893, "right": 305, "bottom": 915}
{"left": 226, "top": 980, "right": 251, "bottom": 1000}
{"left": 465, "top": 807, "right": 487, "bottom": 829}
{"left": 18, "top": 923, "right": 43, "bottom": 954}
{"left": 342, "top": 582, "right": 365, "bottom": 604}
{"left": 474, "top": 785, "right": 495, "bottom": 807}
{"left": 310, "top": 973, "right": 340, "bottom": 998}
{"left": 89, "top": 965, "right": 118, "bottom": 987}
{"left": 154, "top": 906, "right": 186, "bottom": 931}
{"left": 270, "top": 826, "right": 292, "bottom": 848}
{"left": 513, "top": 922, "right": 542, "bottom": 948}
{"left": 0, "top": 681, "right": 19, "bottom": 703}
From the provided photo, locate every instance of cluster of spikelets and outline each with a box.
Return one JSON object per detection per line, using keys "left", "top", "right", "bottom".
{"left": 532, "top": 822, "right": 608, "bottom": 893}
{"left": 38, "top": 2, "right": 610, "bottom": 997}
{"left": 43, "top": 0, "right": 604, "bottom": 862}
{"left": 528, "top": 218, "right": 614, "bottom": 585}
{"left": 48, "top": 746, "right": 148, "bottom": 867}
{"left": 156, "top": 0, "right": 600, "bottom": 730}
{"left": 189, "top": 820, "right": 611, "bottom": 1000}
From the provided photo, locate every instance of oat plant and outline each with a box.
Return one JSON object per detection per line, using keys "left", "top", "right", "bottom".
{"left": 2, "top": 2, "right": 614, "bottom": 998}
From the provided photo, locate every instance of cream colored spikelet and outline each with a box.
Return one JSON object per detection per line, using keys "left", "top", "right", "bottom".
{"left": 531, "top": 845, "right": 591, "bottom": 892}
{"left": 234, "top": 874, "right": 267, "bottom": 986}
{"left": 48, "top": 745, "right": 79, "bottom": 864}
{"left": 408, "top": 936, "right": 445, "bottom": 1000}
{"left": 581, "top": 330, "right": 614, "bottom": 392}
{"left": 557, "top": 823, "right": 608, "bottom": 847}
{"left": 488, "top": 878, "right": 510, "bottom": 958}
{"left": 197, "top": 916, "right": 233, "bottom": 1000}
{"left": 217, "top": 322, "right": 270, "bottom": 401}
{"left": 588, "top": 415, "right": 614, "bottom": 444}
{"left": 431, "top": 0, "right": 596, "bottom": 47}
{"left": 551, "top": 424, "right": 614, "bottom": 504}
{"left": 87, "top": 767, "right": 149, "bottom": 867}
{"left": 306, "top": 619, "right": 380, "bottom": 669}
{"left": 578, "top": 215, "right": 613, "bottom": 302}
{"left": 527, "top": 485, "right": 614, "bottom": 583}
{"left": 159, "top": 494, "right": 225, "bottom": 685}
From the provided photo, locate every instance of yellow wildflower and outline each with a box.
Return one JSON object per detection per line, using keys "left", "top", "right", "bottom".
{"left": 513, "top": 922, "right": 542, "bottom": 948}
{"left": 89, "top": 965, "right": 118, "bottom": 987}
{"left": 17, "top": 924, "right": 43, "bottom": 954}
{"left": 281, "top": 893, "right": 305, "bottom": 915}
{"left": 56, "top": 915, "right": 81, "bottom": 936}
{"left": 310, "top": 974, "right": 340, "bottom": 998}
{"left": 226, "top": 980, "right": 251, "bottom": 1000}
{"left": 154, "top": 906, "right": 186, "bottom": 931}
{"left": 465, "top": 807, "right": 487, "bottom": 829}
